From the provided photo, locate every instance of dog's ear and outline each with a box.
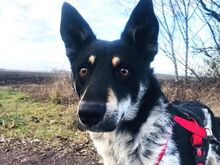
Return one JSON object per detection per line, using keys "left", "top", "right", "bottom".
{"left": 60, "top": 2, "right": 96, "bottom": 61}
{"left": 121, "top": 0, "right": 159, "bottom": 61}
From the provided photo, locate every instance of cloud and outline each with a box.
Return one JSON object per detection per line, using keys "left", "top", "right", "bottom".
{"left": 0, "top": 0, "right": 128, "bottom": 71}
{"left": 0, "top": 0, "right": 174, "bottom": 74}
{"left": 0, "top": 0, "right": 68, "bottom": 71}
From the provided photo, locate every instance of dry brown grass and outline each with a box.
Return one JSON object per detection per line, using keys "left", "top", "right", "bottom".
{"left": 11, "top": 74, "right": 78, "bottom": 106}
{"left": 10, "top": 74, "right": 220, "bottom": 116}
{"left": 161, "top": 80, "right": 220, "bottom": 116}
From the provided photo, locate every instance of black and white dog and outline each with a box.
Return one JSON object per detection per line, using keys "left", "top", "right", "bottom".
{"left": 60, "top": 0, "right": 220, "bottom": 164}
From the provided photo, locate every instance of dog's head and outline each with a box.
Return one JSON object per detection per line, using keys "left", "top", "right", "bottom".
{"left": 60, "top": 0, "right": 159, "bottom": 132}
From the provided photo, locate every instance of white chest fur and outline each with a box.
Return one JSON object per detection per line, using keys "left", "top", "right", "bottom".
{"left": 90, "top": 131, "right": 143, "bottom": 165}
{"left": 90, "top": 101, "right": 180, "bottom": 165}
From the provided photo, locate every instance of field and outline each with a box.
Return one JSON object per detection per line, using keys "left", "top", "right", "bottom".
{"left": 0, "top": 71, "right": 219, "bottom": 164}
{"left": 0, "top": 71, "right": 100, "bottom": 165}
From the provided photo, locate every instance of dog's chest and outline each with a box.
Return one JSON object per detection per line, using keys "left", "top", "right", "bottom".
{"left": 90, "top": 132, "right": 142, "bottom": 165}
{"left": 89, "top": 106, "right": 182, "bottom": 165}
{"left": 90, "top": 130, "right": 180, "bottom": 165}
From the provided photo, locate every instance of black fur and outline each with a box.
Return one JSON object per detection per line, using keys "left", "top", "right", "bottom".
{"left": 118, "top": 73, "right": 166, "bottom": 135}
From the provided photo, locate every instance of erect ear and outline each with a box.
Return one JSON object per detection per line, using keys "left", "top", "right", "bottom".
{"left": 121, "top": 0, "right": 159, "bottom": 61}
{"left": 60, "top": 2, "right": 96, "bottom": 61}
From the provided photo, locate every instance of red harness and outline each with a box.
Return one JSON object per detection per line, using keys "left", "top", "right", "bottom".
{"left": 155, "top": 115, "right": 207, "bottom": 165}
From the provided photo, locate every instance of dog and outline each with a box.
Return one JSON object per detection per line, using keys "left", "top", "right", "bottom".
{"left": 60, "top": 0, "right": 220, "bottom": 164}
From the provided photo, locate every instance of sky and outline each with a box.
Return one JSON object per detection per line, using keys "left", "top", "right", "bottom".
{"left": 0, "top": 0, "right": 174, "bottom": 74}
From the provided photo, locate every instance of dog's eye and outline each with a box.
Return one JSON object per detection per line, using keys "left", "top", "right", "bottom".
{"left": 79, "top": 68, "right": 89, "bottom": 77}
{"left": 119, "top": 68, "right": 129, "bottom": 78}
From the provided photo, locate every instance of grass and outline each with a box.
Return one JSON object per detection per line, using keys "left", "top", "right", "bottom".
{"left": 161, "top": 80, "right": 220, "bottom": 116}
{"left": 0, "top": 89, "right": 87, "bottom": 141}
{"left": 0, "top": 74, "right": 219, "bottom": 164}
{"left": 1, "top": 75, "right": 219, "bottom": 141}
{"left": 12, "top": 75, "right": 78, "bottom": 105}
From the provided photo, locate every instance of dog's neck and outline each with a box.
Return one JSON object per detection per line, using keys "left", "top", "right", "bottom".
{"left": 117, "top": 75, "right": 168, "bottom": 135}
{"left": 89, "top": 77, "right": 174, "bottom": 164}
{"left": 90, "top": 89, "right": 173, "bottom": 165}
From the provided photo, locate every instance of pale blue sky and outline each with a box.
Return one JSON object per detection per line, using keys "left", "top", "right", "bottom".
{"left": 0, "top": 0, "right": 174, "bottom": 74}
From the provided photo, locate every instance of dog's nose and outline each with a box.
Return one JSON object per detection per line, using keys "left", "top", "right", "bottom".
{"left": 78, "top": 102, "right": 105, "bottom": 126}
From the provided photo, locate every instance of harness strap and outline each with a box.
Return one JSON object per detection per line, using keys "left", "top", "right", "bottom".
{"left": 155, "top": 140, "right": 168, "bottom": 165}
{"left": 173, "top": 116, "right": 206, "bottom": 139}
{"left": 155, "top": 115, "right": 208, "bottom": 165}
{"left": 173, "top": 115, "right": 207, "bottom": 165}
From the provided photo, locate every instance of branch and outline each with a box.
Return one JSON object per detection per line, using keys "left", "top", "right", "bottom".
{"left": 210, "top": 0, "right": 220, "bottom": 8}
{"left": 197, "top": 0, "right": 220, "bottom": 22}
{"left": 198, "top": 7, "right": 220, "bottom": 51}
{"left": 161, "top": 47, "right": 202, "bottom": 82}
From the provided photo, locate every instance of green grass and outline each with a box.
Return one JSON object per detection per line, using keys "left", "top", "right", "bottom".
{"left": 0, "top": 89, "right": 86, "bottom": 141}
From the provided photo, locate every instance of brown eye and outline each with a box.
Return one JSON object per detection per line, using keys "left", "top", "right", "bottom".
{"left": 119, "top": 68, "right": 129, "bottom": 78}
{"left": 79, "top": 68, "right": 89, "bottom": 77}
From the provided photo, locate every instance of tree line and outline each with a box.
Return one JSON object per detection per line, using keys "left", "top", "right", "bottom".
{"left": 117, "top": 0, "right": 219, "bottom": 81}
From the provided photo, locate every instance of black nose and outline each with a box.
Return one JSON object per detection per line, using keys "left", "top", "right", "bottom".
{"left": 78, "top": 102, "right": 106, "bottom": 126}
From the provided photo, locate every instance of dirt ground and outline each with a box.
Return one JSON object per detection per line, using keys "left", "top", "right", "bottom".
{"left": 0, "top": 137, "right": 101, "bottom": 165}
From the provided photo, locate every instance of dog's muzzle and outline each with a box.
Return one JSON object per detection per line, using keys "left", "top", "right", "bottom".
{"left": 78, "top": 102, "right": 106, "bottom": 127}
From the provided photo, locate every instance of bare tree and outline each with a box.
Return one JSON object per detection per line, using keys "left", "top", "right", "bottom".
{"left": 156, "top": 0, "right": 179, "bottom": 80}
{"left": 197, "top": 0, "right": 220, "bottom": 22}
{"left": 195, "top": 0, "right": 220, "bottom": 78}
{"left": 172, "top": 0, "right": 198, "bottom": 81}
{"left": 115, "top": 0, "right": 219, "bottom": 80}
